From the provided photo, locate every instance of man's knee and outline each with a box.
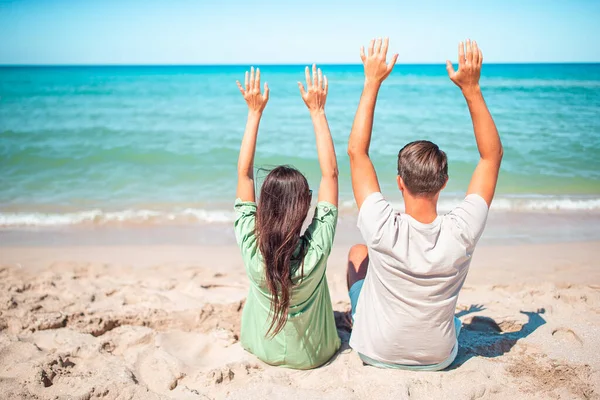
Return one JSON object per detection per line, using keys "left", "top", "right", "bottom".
{"left": 348, "top": 244, "right": 368, "bottom": 268}
{"left": 347, "top": 244, "right": 369, "bottom": 287}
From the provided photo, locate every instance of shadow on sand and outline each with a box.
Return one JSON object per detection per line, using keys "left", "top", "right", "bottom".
{"left": 333, "top": 305, "right": 547, "bottom": 370}
{"left": 450, "top": 307, "right": 546, "bottom": 369}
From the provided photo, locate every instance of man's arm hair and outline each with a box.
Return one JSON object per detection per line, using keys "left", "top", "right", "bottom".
{"left": 348, "top": 38, "right": 398, "bottom": 209}
{"left": 446, "top": 40, "right": 502, "bottom": 206}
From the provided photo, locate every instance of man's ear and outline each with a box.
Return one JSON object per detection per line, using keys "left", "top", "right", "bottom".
{"left": 397, "top": 175, "right": 405, "bottom": 193}
{"left": 441, "top": 176, "right": 449, "bottom": 191}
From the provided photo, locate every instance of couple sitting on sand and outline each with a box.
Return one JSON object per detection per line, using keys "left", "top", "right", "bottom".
{"left": 233, "top": 38, "right": 502, "bottom": 370}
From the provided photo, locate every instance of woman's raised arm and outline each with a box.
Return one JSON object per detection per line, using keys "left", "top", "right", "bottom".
{"left": 235, "top": 67, "right": 269, "bottom": 202}
{"left": 298, "top": 64, "right": 338, "bottom": 206}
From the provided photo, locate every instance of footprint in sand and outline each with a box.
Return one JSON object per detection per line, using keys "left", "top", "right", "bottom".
{"left": 551, "top": 327, "right": 583, "bottom": 345}
{"left": 204, "top": 362, "right": 262, "bottom": 386}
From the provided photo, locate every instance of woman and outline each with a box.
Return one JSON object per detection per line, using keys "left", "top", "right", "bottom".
{"left": 234, "top": 64, "right": 340, "bottom": 369}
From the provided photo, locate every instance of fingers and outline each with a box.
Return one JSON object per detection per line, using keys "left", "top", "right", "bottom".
{"left": 305, "top": 66, "right": 311, "bottom": 88}
{"left": 312, "top": 64, "right": 317, "bottom": 90}
{"left": 298, "top": 81, "right": 307, "bottom": 97}
{"left": 236, "top": 80, "right": 245, "bottom": 95}
{"left": 474, "top": 41, "right": 483, "bottom": 67}
{"left": 249, "top": 67, "right": 255, "bottom": 91}
{"left": 465, "top": 39, "right": 472, "bottom": 65}
{"left": 368, "top": 39, "right": 375, "bottom": 56}
{"left": 324, "top": 75, "right": 328, "bottom": 95}
{"left": 387, "top": 53, "right": 399, "bottom": 72}
{"left": 317, "top": 68, "right": 323, "bottom": 90}
{"left": 445, "top": 60, "right": 455, "bottom": 77}
{"left": 458, "top": 42, "right": 465, "bottom": 68}
{"left": 380, "top": 37, "right": 389, "bottom": 57}
{"left": 472, "top": 41, "right": 479, "bottom": 66}
{"left": 244, "top": 71, "right": 249, "bottom": 91}
{"left": 263, "top": 82, "right": 269, "bottom": 101}
{"left": 360, "top": 46, "right": 366, "bottom": 63}
{"left": 374, "top": 38, "right": 382, "bottom": 55}
{"left": 255, "top": 68, "right": 261, "bottom": 92}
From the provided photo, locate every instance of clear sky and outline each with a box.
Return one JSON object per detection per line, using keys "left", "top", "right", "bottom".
{"left": 1, "top": 0, "right": 599, "bottom": 64}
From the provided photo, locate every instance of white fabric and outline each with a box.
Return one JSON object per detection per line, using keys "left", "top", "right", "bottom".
{"left": 349, "top": 192, "right": 489, "bottom": 365}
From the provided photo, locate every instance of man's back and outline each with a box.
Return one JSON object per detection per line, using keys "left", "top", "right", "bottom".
{"left": 349, "top": 192, "right": 489, "bottom": 365}
{"left": 346, "top": 38, "right": 502, "bottom": 369}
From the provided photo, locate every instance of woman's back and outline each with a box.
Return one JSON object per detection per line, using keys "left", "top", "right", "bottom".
{"left": 233, "top": 64, "right": 340, "bottom": 369}
{"left": 234, "top": 200, "right": 340, "bottom": 369}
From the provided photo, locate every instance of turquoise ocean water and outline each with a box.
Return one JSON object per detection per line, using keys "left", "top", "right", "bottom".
{"left": 1, "top": 64, "right": 599, "bottom": 227}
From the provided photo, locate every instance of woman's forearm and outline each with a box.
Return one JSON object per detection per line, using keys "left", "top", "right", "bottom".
{"left": 311, "top": 110, "right": 338, "bottom": 178}
{"left": 236, "top": 111, "right": 261, "bottom": 200}
{"left": 235, "top": 67, "right": 269, "bottom": 201}
{"left": 237, "top": 111, "right": 262, "bottom": 178}
{"left": 298, "top": 64, "right": 338, "bottom": 205}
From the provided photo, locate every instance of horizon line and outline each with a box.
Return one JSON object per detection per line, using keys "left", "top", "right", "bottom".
{"left": 1, "top": 61, "right": 599, "bottom": 67}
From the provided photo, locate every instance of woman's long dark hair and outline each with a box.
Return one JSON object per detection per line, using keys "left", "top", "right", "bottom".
{"left": 256, "top": 165, "right": 312, "bottom": 337}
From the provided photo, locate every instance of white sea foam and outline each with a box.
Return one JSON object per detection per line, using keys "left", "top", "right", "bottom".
{"left": 0, "top": 208, "right": 235, "bottom": 227}
{"left": 1, "top": 196, "right": 599, "bottom": 227}
{"left": 341, "top": 196, "right": 600, "bottom": 214}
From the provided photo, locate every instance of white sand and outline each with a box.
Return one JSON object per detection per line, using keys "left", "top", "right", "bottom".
{"left": 1, "top": 241, "right": 599, "bottom": 399}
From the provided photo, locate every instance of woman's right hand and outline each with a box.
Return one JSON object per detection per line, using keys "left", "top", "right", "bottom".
{"left": 298, "top": 64, "right": 327, "bottom": 114}
{"left": 236, "top": 67, "right": 269, "bottom": 114}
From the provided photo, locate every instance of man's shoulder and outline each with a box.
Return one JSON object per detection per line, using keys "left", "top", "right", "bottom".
{"left": 440, "top": 194, "right": 490, "bottom": 248}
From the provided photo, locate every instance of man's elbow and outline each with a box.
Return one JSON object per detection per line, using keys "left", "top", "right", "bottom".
{"left": 481, "top": 145, "right": 503, "bottom": 164}
{"left": 493, "top": 144, "right": 504, "bottom": 163}
{"left": 347, "top": 144, "right": 367, "bottom": 159}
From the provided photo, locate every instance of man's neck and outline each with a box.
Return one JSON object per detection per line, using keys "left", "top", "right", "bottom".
{"left": 404, "top": 195, "right": 438, "bottom": 224}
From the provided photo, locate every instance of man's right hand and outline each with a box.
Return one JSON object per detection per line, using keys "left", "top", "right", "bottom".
{"left": 360, "top": 37, "right": 398, "bottom": 86}
{"left": 446, "top": 39, "right": 502, "bottom": 208}
{"left": 446, "top": 40, "right": 482, "bottom": 95}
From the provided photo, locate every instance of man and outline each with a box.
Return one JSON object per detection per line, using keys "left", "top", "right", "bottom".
{"left": 347, "top": 38, "right": 502, "bottom": 370}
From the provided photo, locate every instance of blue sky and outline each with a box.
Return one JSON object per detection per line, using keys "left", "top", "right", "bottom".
{"left": 1, "top": 0, "right": 599, "bottom": 64}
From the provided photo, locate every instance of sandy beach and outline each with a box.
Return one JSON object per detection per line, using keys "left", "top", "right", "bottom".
{"left": 2, "top": 2, "right": 599, "bottom": 398}
{"left": 1, "top": 235, "right": 599, "bottom": 399}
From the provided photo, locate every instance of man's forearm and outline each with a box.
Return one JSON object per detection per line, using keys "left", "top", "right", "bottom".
{"left": 463, "top": 87, "right": 502, "bottom": 162}
{"left": 348, "top": 82, "right": 381, "bottom": 155}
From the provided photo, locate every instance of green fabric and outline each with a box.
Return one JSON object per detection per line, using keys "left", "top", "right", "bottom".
{"left": 234, "top": 199, "right": 341, "bottom": 369}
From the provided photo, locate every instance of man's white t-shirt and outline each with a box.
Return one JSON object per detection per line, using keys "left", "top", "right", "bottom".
{"left": 349, "top": 192, "right": 489, "bottom": 365}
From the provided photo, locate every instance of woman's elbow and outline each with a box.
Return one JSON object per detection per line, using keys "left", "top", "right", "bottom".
{"left": 323, "top": 167, "right": 339, "bottom": 180}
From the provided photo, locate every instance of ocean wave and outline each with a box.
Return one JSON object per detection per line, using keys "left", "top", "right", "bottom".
{"left": 0, "top": 208, "right": 235, "bottom": 227}
{"left": 1, "top": 196, "right": 599, "bottom": 227}
{"left": 342, "top": 196, "right": 600, "bottom": 213}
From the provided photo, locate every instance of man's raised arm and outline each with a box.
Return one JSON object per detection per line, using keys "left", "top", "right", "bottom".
{"left": 446, "top": 40, "right": 503, "bottom": 206}
{"left": 347, "top": 38, "right": 398, "bottom": 209}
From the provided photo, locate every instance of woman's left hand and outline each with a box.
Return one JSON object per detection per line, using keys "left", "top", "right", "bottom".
{"left": 236, "top": 67, "right": 269, "bottom": 114}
